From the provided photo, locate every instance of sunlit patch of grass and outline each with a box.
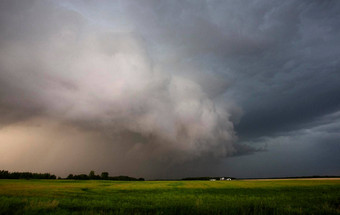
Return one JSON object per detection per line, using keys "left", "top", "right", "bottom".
{"left": 25, "top": 199, "right": 59, "bottom": 210}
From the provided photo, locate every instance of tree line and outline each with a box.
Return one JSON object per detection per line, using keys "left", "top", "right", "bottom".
{"left": 0, "top": 170, "right": 56, "bottom": 179}
{"left": 66, "top": 171, "right": 144, "bottom": 181}
{"left": 0, "top": 170, "right": 144, "bottom": 181}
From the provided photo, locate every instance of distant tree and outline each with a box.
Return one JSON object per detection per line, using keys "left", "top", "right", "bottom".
{"left": 0, "top": 170, "right": 9, "bottom": 179}
{"left": 101, "top": 172, "right": 109, "bottom": 180}
{"left": 75, "top": 174, "right": 89, "bottom": 180}
{"left": 89, "top": 171, "right": 95, "bottom": 179}
{"left": 138, "top": 178, "right": 145, "bottom": 181}
{"left": 67, "top": 174, "right": 74, "bottom": 179}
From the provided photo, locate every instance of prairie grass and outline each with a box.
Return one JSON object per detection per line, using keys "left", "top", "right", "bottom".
{"left": 0, "top": 179, "right": 339, "bottom": 214}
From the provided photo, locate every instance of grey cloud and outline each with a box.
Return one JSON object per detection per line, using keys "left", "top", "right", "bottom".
{"left": 226, "top": 113, "right": 340, "bottom": 178}
{"left": 0, "top": 0, "right": 339, "bottom": 178}
{"left": 0, "top": 0, "right": 247, "bottom": 178}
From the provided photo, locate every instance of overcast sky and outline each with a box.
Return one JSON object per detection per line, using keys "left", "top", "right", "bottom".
{"left": 0, "top": 0, "right": 339, "bottom": 179}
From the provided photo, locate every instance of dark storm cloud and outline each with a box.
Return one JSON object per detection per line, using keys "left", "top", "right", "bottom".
{"left": 225, "top": 1, "right": 340, "bottom": 138}
{"left": 0, "top": 0, "right": 339, "bottom": 178}
{"left": 118, "top": 0, "right": 340, "bottom": 139}
{"left": 225, "top": 111, "right": 340, "bottom": 177}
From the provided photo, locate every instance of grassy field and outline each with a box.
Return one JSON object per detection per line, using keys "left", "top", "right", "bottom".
{"left": 0, "top": 179, "right": 339, "bottom": 214}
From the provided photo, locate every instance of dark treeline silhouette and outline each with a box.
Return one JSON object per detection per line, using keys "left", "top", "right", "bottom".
{"left": 66, "top": 171, "right": 145, "bottom": 181}
{"left": 0, "top": 170, "right": 56, "bottom": 179}
{"left": 0, "top": 170, "right": 144, "bottom": 181}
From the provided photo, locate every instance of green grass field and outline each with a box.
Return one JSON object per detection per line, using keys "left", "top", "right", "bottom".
{"left": 0, "top": 179, "right": 339, "bottom": 214}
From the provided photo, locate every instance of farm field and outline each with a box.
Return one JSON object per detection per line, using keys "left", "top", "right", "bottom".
{"left": 0, "top": 179, "right": 339, "bottom": 215}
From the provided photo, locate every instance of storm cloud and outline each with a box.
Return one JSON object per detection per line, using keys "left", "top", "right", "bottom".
{"left": 0, "top": 0, "right": 339, "bottom": 178}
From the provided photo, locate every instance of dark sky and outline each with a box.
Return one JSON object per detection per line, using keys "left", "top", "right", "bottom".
{"left": 0, "top": 0, "right": 339, "bottom": 179}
